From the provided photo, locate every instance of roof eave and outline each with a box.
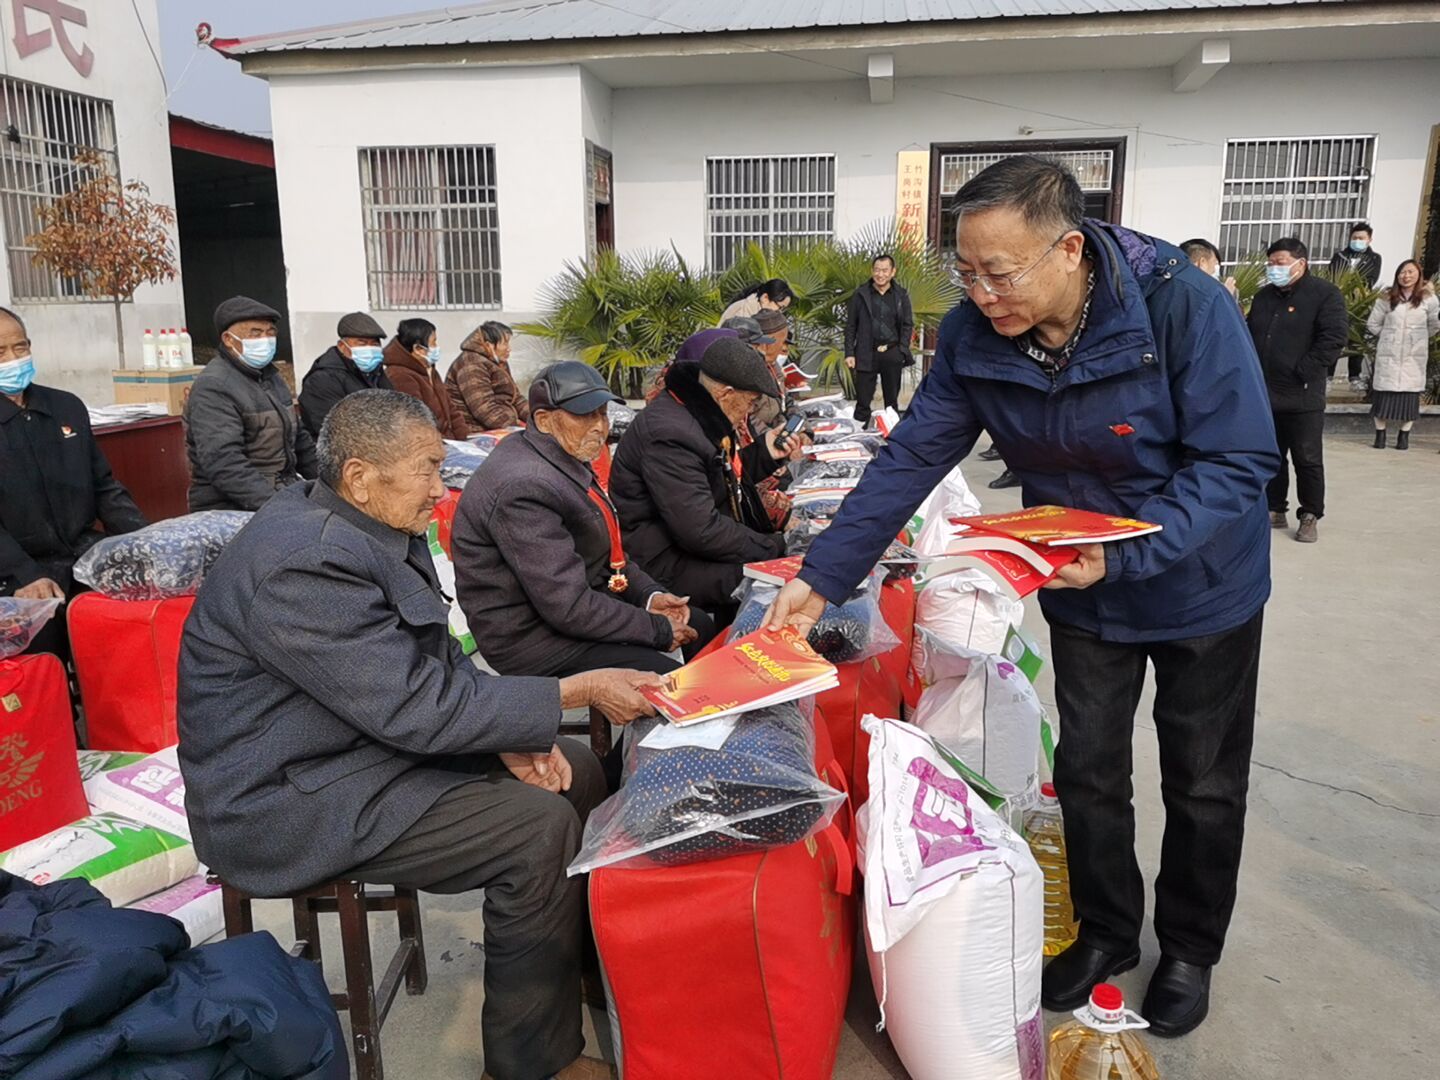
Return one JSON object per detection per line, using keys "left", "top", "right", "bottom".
{"left": 226, "top": 2, "right": 1440, "bottom": 78}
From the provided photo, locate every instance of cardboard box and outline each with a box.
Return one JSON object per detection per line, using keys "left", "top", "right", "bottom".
{"left": 111, "top": 367, "right": 204, "bottom": 416}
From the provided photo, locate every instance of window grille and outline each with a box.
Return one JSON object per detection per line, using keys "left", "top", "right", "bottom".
{"left": 940, "top": 149, "right": 1113, "bottom": 196}
{"left": 0, "top": 76, "right": 117, "bottom": 302}
{"left": 706, "top": 155, "right": 834, "bottom": 271}
{"left": 359, "top": 145, "right": 501, "bottom": 310}
{"left": 1219, "top": 136, "right": 1376, "bottom": 268}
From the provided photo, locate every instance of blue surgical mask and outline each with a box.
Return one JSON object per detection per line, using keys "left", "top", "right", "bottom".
{"left": 231, "top": 335, "right": 276, "bottom": 369}
{"left": 1350, "top": 239, "right": 1369, "bottom": 253}
{"left": 426, "top": 346, "right": 442, "bottom": 365}
{"left": 1265, "top": 263, "right": 1296, "bottom": 288}
{"left": 0, "top": 356, "right": 35, "bottom": 395}
{"left": 350, "top": 345, "right": 384, "bottom": 373}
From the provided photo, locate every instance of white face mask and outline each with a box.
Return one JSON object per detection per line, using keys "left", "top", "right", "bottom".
{"left": 1210, "top": 266, "right": 1222, "bottom": 281}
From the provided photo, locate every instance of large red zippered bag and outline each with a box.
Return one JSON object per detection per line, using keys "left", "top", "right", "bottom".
{"left": 68, "top": 594, "right": 194, "bottom": 752}
{"left": 589, "top": 711, "right": 856, "bottom": 1080}
{"left": 0, "top": 653, "right": 87, "bottom": 850}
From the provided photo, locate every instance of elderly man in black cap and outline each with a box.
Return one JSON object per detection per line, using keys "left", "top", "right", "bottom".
{"left": 610, "top": 338, "right": 800, "bottom": 614}
{"left": 298, "top": 311, "right": 394, "bottom": 438}
{"left": 184, "top": 296, "right": 317, "bottom": 512}
{"left": 453, "top": 361, "right": 713, "bottom": 681}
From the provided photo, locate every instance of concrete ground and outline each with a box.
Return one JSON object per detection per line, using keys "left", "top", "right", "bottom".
{"left": 243, "top": 427, "right": 1439, "bottom": 1079}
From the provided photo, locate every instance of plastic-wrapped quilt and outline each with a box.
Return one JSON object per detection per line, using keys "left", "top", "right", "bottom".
{"left": 568, "top": 700, "right": 842, "bottom": 873}
{"left": 72, "top": 512, "right": 251, "bottom": 601}
{"left": 441, "top": 438, "right": 491, "bottom": 488}
{"left": 0, "top": 597, "right": 61, "bottom": 658}
{"left": 729, "top": 571, "right": 898, "bottom": 665}
{"left": 607, "top": 401, "right": 636, "bottom": 439}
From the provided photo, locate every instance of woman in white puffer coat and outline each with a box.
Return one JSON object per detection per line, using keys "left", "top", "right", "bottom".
{"left": 1366, "top": 260, "right": 1439, "bottom": 450}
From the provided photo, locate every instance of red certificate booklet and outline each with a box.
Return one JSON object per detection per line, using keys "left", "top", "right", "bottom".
{"left": 950, "top": 505, "right": 1162, "bottom": 546}
{"left": 643, "top": 626, "right": 840, "bottom": 725}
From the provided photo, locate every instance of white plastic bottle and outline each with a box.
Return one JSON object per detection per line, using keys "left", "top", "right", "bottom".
{"left": 178, "top": 327, "right": 194, "bottom": 367}
{"left": 163, "top": 329, "right": 179, "bottom": 368}
{"left": 141, "top": 328, "right": 158, "bottom": 370}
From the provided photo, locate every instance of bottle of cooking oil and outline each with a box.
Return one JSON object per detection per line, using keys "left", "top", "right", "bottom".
{"left": 1047, "top": 983, "right": 1160, "bottom": 1080}
{"left": 1025, "top": 782, "right": 1078, "bottom": 956}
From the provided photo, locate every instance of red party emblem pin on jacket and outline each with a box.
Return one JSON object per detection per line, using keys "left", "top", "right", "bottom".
{"left": 1110, "top": 422, "right": 1135, "bottom": 437}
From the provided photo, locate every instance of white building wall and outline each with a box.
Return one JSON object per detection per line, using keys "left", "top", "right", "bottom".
{"left": 611, "top": 59, "right": 1439, "bottom": 271}
{"left": 267, "top": 64, "right": 592, "bottom": 385}
{"left": 0, "top": 0, "right": 185, "bottom": 403}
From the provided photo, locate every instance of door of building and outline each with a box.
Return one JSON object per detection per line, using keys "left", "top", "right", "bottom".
{"left": 926, "top": 138, "right": 1128, "bottom": 263}
{"left": 588, "top": 143, "right": 614, "bottom": 254}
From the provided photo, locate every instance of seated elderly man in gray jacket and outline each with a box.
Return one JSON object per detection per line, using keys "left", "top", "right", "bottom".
{"left": 177, "top": 390, "right": 653, "bottom": 1080}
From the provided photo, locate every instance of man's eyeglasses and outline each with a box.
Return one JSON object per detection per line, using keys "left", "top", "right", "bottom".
{"left": 953, "top": 233, "right": 1070, "bottom": 296}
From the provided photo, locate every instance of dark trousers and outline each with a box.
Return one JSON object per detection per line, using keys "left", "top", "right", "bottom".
{"left": 1267, "top": 409, "right": 1325, "bottom": 519}
{"left": 852, "top": 359, "right": 902, "bottom": 423}
{"left": 1328, "top": 354, "right": 1363, "bottom": 379}
{"left": 550, "top": 609, "right": 717, "bottom": 676}
{"left": 347, "top": 738, "right": 606, "bottom": 1080}
{"left": 1050, "top": 611, "right": 1263, "bottom": 967}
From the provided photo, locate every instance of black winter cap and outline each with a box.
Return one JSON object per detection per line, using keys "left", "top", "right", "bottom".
{"left": 700, "top": 338, "right": 782, "bottom": 400}
{"left": 213, "top": 296, "right": 280, "bottom": 338}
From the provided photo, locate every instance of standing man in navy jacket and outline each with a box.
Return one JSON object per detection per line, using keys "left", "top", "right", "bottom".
{"left": 768, "top": 157, "right": 1279, "bottom": 1037}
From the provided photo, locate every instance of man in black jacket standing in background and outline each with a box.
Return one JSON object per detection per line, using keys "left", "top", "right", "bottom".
{"left": 1248, "top": 238, "right": 1349, "bottom": 544}
{"left": 1327, "top": 222, "right": 1383, "bottom": 392}
{"left": 844, "top": 254, "right": 914, "bottom": 424}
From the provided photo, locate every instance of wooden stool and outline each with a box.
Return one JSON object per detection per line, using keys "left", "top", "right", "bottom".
{"left": 215, "top": 877, "right": 427, "bottom": 1080}
{"left": 559, "top": 704, "right": 611, "bottom": 757}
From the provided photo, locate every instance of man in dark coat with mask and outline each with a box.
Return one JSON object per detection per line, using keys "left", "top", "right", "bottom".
{"left": 298, "top": 312, "right": 393, "bottom": 438}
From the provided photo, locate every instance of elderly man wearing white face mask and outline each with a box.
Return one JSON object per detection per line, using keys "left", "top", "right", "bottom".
{"left": 298, "top": 311, "right": 394, "bottom": 438}
{"left": 185, "top": 295, "right": 317, "bottom": 512}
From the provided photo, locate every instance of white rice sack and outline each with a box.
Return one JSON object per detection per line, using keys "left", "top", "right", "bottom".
{"left": 83, "top": 746, "right": 190, "bottom": 842}
{"left": 907, "top": 628, "right": 1043, "bottom": 807}
{"left": 130, "top": 874, "right": 224, "bottom": 945}
{"left": 859, "top": 715, "right": 1044, "bottom": 1080}
{"left": 77, "top": 750, "right": 149, "bottom": 788}
{"left": 914, "top": 569, "right": 1024, "bottom": 656}
{"left": 904, "top": 465, "right": 982, "bottom": 551}
{"left": 1, "top": 812, "right": 197, "bottom": 907}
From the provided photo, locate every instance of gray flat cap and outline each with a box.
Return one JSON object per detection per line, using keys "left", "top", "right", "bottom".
{"left": 213, "top": 295, "right": 280, "bottom": 338}
{"left": 700, "top": 338, "right": 782, "bottom": 400}
{"left": 337, "top": 311, "right": 386, "bottom": 339}
{"left": 720, "top": 316, "right": 775, "bottom": 346}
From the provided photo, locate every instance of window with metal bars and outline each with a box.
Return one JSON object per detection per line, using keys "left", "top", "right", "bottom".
{"left": 0, "top": 76, "right": 118, "bottom": 302}
{"left": 1219, "top": 136, "right": 1376, "bottom": 270}
{"left": 939, "top": 149, "right": 1114, "bottom": 196}
{"left": 705, "top": 155, "right": 835, "bottom": 271}
{"left": 358, "top": 146, "right": 501, "bottom": 310}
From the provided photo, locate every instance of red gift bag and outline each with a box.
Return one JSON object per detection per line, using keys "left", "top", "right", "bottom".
{"left": 589, "top": 715, "right": 856, "bottom": 1080}
{"left": 0, "top": 653, "right": 87, "bottom": 851}
{"left": 68, "top": 594, "right": 195, "bottom": 753}
{"left": 429, "top": 488, "right": 463, "bottom": 558}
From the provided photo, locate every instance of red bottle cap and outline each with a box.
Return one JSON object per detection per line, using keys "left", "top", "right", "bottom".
{"left": 1041, "top": 782, "right": 1057, "bottom": 798}
{"left": 1091, "top": 983, "right": 1124, "bottom": 1012}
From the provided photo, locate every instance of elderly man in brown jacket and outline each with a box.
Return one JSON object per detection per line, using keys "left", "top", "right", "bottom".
{"left": 447, "top": 321, "right": 529, "bottom": 432}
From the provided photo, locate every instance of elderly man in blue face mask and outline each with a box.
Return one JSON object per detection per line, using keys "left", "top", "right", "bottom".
{"left": 184, "top": 295, "right": 318, "bottom": 512}
{"left": 298, "top": 311, "right": 395, "bottom": 438}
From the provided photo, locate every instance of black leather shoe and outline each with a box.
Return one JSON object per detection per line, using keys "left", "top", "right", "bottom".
{"left": 1142, "top": 956, "right": 1211, "bottom": 1038}
{"left": 979, "top": 445, "right": 1003, "bottom": 461}
{"left": 987, "top": 468, "right": 1021, "bottom": 490}
{"left": 1041, "top": 942, "right": 1141, "bottom": 1012}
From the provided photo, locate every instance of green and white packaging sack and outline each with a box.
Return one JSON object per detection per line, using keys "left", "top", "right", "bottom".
{"left": 427, "top": 519, "right": 477, "bottom": 655}
{"left": 83, "top": 745, "right": 190, "bottom": 841}
{"left": 859, "top": 715, "right": 1044, "bottom": 1080}
{"left": 77, "top": 750, "right": 148, "bottom": 788}
{"left": 913, "top": 568, "right": 1024, "bottom": 657}
{"left": 908, "top": 627, "right": 1044, "bottom": 812}
{"left": 130, "top": 874, "right": 224, "bottom": 945}
{"left": 0, "top": 812, "right": 196, "bottom": 907}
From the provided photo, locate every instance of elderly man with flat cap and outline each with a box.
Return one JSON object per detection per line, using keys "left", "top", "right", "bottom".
{"left": 298, "top": 311, "right": 394, "bottom": 438}
{"left": 453, "top": 361, "right": 714, "bottom": 682}
{"left": 184, "top": 295, "right": 317, "bottom": 512}
{"left": 610, "top": 337, "right": 801, "bottom": 615}
{"left": 180, "top": 388, "right": 657, "bottom": 1080}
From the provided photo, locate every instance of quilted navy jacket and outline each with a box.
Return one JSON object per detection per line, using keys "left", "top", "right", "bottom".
{"left": 0, "top": 871, "right": 347, "bottom": 1079}
{"left": 799, "top": 221, "right": 1281, "bottom": 644}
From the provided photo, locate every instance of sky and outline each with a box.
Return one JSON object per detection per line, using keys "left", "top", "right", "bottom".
{"left": 159, "top": 0, "right": 448, "bottom": 135}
